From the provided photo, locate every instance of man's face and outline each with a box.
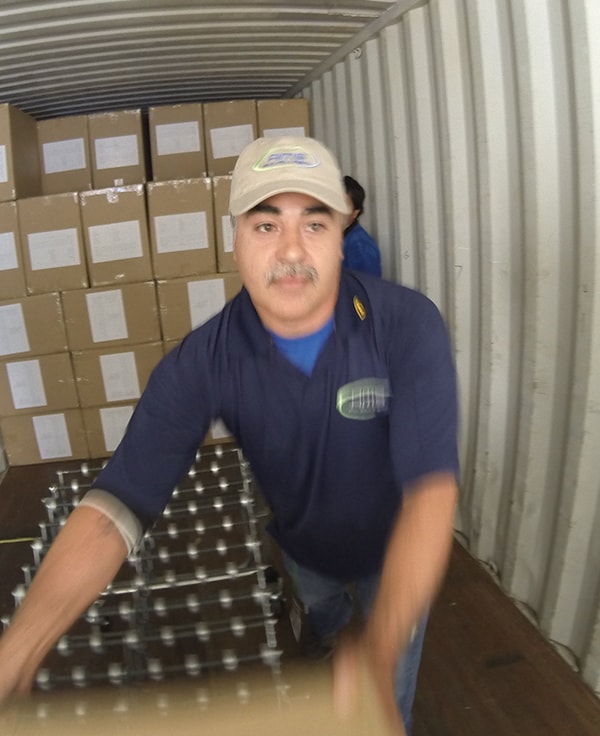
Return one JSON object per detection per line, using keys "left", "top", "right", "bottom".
{"left": 233, "top": 191, "right": 345, "bottom": 337}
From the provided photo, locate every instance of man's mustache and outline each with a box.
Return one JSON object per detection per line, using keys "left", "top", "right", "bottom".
{"left": 265, "top": 263, "right": 319, "bottom": 285}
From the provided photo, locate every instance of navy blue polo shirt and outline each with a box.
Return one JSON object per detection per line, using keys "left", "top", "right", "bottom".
{"left": 95, "top": 270, "right": 459, "bottom": 581}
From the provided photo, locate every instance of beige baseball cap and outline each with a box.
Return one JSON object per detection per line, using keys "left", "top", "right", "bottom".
{"left": 229, "top": 136, "right": 351, "bottom": 216}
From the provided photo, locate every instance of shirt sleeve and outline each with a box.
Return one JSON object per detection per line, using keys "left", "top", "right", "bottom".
{"left": 91, "top": 333, "right": 216, "bottom": 526}
{"left": 78, "top": 488, "right": 143, "bottom": 553}
{"left": 386, "top": 290, "right": 460, "bottom": 487}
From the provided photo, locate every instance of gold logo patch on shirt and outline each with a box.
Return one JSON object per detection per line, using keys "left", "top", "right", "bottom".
{"left": 353, "top": 295, "right": 366, "bottom": 320}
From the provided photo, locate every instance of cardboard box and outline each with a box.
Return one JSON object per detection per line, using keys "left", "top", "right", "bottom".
{"left": 0, "top": 409, "right": 89, "bottom": 465}
{"left": 79, "top": 184, "right": 153, "bottom": 286}
{"left": 62, "top": 281, "right": 161, "bottom": 351}
{"left": 37, "top": 115, "right": 93, "bottom": 195}
{"left": 149, "top": 103, "right": 206, "bottom": 181}
{"left": 146, "top": 178, "right": 217, "bottom": 279}
{"left": 162, "top": 341, "right": 234, "bottom": 446}
{"left": 157, "top": 273, "right": 243, "bottom": 341}
{"left": 82, "top": 402, "right": 136, "bottom": 457}
{"left": 0, "top": 102, "right": 41, "bottom": 203}
{"left": 88, "top": 109, "right": 147, "bottom": 188}
{"left": 0, "top": 292, "right": 68, "bottom": 359}
{"left": 203, "top": 100, "right": 257, "bottom": 176}
{"left": 18, "top": 192, "right": 89, "bottom": 294}
{"left": 0, "top": 200, "right": 27, "bottom": 299}
{"left": 212, "top": 176, "right": 237, "bottom": 273}
{"left": 1, "top": 662, "right": 392, "bottom": 734}
{"left": 0, "top": 352, "right": 78, "bottom": 416}
{"left": 257, "top": 98, "right": 310, "bottom": 137}
{"left": 72, "top": 341, "right": 163, "bottom": 407}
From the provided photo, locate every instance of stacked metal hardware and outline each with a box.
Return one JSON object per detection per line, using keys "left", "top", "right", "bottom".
{"left": 3, "top": 444, "right": 284, "bottom": 694}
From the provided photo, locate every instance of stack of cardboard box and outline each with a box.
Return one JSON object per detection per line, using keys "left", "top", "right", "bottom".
{"left": 0, "top": 98, "right": 310, "bottom": 465}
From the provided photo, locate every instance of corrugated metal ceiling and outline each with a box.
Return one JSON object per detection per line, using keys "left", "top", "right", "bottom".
{"left": 0, "top": 0, "right": 411, "bottom": 119}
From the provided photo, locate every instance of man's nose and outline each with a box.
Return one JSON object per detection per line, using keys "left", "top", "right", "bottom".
{"left": 277, "top": 227, "right": 306, "bottom": 261}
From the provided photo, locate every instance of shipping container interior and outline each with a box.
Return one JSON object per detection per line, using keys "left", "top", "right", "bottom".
{"left": 0, "top": 0, "right": 599, "bottom": 723}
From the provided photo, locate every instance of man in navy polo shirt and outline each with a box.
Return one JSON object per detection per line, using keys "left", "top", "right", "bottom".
{"left": 0, "top": 136, "right": 459, "bottom": 735}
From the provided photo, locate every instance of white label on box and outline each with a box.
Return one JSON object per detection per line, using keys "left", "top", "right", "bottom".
{"left": 94, "top": 135, "right": 139, "bottom": 170}
{"left": 33, "top": 413, "right": 72, "bottom": 459}
{"left": 0, "top": 231, "right": 18, "bottom": 270}
{"left": 100, "top": 405, "right": 134, "bottom": 452}
{"left": 0, "top": 303, "right": 30, "bottom": 355}
{"left": 88, "top": 220, "right": 142, "bottom": 263}
{"left": 86, "top": 290, "right": 128, "bottom": 343}
{"left": 220, "top": 215, "right": 234, "bottom": 253}
{"left": 209, "top": 418, "right": 232, "bottom": 439}
{"left": 187, "top": 279, "right": 226, "bottom": 329}
{"left": 42, "top": 138, "right": 86, "bottom": 174}
{"left": 0, "top": 144, "right": 7, "bottom": 183}
{"left": 156, "top": 122, "right": 201, "bottom": 155}
{"left": 6, "top": 359, "right": 47, "bottom": 409}
{"left": 28, "top": 228, "right": 81, "bottom": 270}
{"left": 263, "top": 126, "right": 306, "bottom": 138}
{"left": 100, "top": 351, "right": 140, "bottom": 402}
{"left": 155, "top": 211, "right": 208, "bottom": 253}
{"left": 210, "top": 124, "right": 254, "bottom": 159}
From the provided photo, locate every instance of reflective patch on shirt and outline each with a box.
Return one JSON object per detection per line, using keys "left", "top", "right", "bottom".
{"left": 336, "top": 378, "right": 391, "bottom": 420}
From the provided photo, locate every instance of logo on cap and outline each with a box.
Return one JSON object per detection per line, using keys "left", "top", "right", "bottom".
{"left": 253, "top": 148, "right": 320, "bottom": 171}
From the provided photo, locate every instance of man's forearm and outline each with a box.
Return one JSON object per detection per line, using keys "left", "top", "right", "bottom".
{"left": 0, "top": 504, "right": 128, "bottom": 699}
{"left": 365, "top": 471, "right": 458, "bottom": 673}
{"left": 332, "top": 475, "right": 456, "bottom": 735}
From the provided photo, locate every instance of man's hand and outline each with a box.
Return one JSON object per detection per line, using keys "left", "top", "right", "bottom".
{"left": 333, "top": 632, "right": 406, "bottom": 735}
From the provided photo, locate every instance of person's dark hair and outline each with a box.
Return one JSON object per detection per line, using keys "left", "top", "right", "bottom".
{"left": 343, "top": 175, "right": 365, "bottom": 217}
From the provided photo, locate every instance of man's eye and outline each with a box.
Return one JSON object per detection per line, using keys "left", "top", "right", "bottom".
{"left": 308, "top": 221, "right": 325, "bottom": 231}
{"left": 257, "top": 223, "right": 274, "bottom": 232}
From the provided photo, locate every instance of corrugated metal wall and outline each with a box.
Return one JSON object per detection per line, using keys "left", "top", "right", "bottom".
{"left": 300, "top": 0, "right": 600, "bottom": 697}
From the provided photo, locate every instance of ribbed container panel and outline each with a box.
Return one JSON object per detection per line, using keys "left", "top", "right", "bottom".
{"left": 303, "top": 0, "right": 600, "bottom": 696}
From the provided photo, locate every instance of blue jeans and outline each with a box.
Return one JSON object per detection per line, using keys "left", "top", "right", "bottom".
{"left": 282, "top": 552, "right": 427, "bottom": 735}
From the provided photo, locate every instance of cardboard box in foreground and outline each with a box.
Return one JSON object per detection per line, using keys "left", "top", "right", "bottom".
{"left": 0, "top": 661, "right": 395, "bottom": 735}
